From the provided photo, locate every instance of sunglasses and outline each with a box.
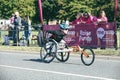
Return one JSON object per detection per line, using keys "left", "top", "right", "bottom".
{"left": 62, "top": 29, "right": 68, "bottom": 30}
{"left": 84, "top": 15, "right": 88, "bottom": 16}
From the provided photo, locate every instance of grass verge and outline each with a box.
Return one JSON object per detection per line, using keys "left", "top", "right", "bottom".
{"left": 0, "top": 46, "right": 120, "bottom": 56}
{"left": 0, "top": 46, "right": 40, "bottom": 53}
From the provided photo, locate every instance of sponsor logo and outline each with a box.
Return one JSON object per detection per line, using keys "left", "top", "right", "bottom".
{"left": 96, "top": 27, "right": 105, "bottom": 39}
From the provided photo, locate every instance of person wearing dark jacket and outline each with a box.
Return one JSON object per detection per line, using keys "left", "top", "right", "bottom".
{"left": 47, "top": 23, "right": 70, "bottom": 42}
{"left": 13, "top": 11, "right": 21, "bottom": 46}
{"left": 22, "top": 15, "right": 31, "bottom": 46}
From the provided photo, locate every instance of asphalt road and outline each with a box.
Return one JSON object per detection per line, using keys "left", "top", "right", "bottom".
{"left": 0, "top": 51, "right": 120, "bottom": 80}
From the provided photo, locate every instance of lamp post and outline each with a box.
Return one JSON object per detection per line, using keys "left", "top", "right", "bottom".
{"left": 38, "top": 0, "right": 44, "bottom": 25}
{"left": 12, "top": 0, "right": 14, "bottom": 11}
{"left": 114, "top": 0, "right": 118, "bottom": 22}
{"left": 114, "top": 0, "right": 118, "bottom": 50}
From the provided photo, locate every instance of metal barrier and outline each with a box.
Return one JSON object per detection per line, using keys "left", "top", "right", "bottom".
{"left": 0, "top": 29, "right": 38, "bottom": 46}
{"left": 0, "top": 22, "right": 120, "bottom": 49}
{"left": 43, "top": 22, "right": 119, "bottom": 49}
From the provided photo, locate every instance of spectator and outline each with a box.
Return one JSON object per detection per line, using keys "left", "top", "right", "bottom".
{"left": 82, "top": 12, "right": 92, "bottom": 23}
{"left": 97, "top": 10, "right": 108, "bottom": 49}
{"left": 70, "top": 12, "right": 83, "bottom": 25}
{"left": 88, "top": 12, "right": 98, "bottom": 24}
{"left": 97, "top": 10, "right": 108, "bottom": 23}
{"left": 0, "top": 22, "right": 3, "bottom": 38}
{"left": 10, "top": 13, "right": 15, "bottom": 24}
{"left": 22, "top": 15, "right": 32, "bottom": 46}
{"left": 8, "top": 25, "right": 14, "bottom": 40}
{"left": 8, "top": 13, "right": 15, "bottom": 40}
{"left": 13, "top": 11, "right": 21, "bottom": 46}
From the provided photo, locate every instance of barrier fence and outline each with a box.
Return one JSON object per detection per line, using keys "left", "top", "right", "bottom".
{"left": 0, "top": 22, "right": 120, "bottom": 49}
{"left": 0, "top": 29, "right": 38, "bottom": 46}
{"left": 43, "top": 22, "right": 118, "bottom": 49}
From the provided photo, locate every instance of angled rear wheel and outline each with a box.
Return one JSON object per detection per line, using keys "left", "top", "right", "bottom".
{"left": 56, "top": 44, "right": 70, "bottom": 62}
{"left": 40, "top": 39, "right": 57, "bottom": 63}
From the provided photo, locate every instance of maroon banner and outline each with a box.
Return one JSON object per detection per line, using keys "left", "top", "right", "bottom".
{"left": 96, "top": 23, "right": 116, "bottom": 48}
{"left": 43, "top": 25, "right": 60, "bottom": 31}
{"left": 43, "top": 23, "right": 117, "bottom": 48}
{"left": 76, "top": 23, "right": 98, "bottom": 47}
{"left": 64, "top": 25, "right": 79, "bottom": 46}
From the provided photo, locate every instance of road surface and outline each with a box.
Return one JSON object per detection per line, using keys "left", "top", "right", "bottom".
{"left": 0, "top": 51, "right": 120, "bottom": 80}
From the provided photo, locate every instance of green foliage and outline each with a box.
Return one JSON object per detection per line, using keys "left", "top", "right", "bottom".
{"left": 0, "top": 0, "right": 36, "bottom": 22}
{"left": 0, "top": 0, "right": 119, "bottom": 24}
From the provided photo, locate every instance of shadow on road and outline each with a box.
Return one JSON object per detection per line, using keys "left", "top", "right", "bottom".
{"left": 23, "top": 59, "right": 43, "bottom": 63}
{"left": 23, "top": 59, "right": 84, "bottom": 66}
{"left": 53, "top": 60, "right": 84, "bottom": 66}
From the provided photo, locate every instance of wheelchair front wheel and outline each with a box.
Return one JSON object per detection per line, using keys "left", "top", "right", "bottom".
{"left": 40, "top": 39, "right": 57, "bottom": 63}
{"left": 81, "top": 48, "right": 95, "bottom": 66}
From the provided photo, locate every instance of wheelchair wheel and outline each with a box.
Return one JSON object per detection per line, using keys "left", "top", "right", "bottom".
{"left": 55, "top": 44, "right": 70, "bottom": 62}
{"left": 81, "top": 48, "right": 95, "bottom": 66}
{"left": 40, "top": 39, "right": 57, "bottom": 63}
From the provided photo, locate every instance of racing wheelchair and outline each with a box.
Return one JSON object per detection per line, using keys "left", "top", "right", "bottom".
{"left": 37, "top": 24, "right": 95, "bottom": 66}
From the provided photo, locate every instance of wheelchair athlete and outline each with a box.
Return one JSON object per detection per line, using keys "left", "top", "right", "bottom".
{"left": 47, "top": 23, "right": 70, "bottom": 43}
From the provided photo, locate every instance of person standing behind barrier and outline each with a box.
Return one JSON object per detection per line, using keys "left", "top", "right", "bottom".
{"left": 22, "top": 15, "right": 31, "bottom": 46}
{"left": 70, "top": 12, "right": 83, "bottom": 25}
{"left": 97, "top": 10, "right": 108, "bottom": 49}
{"left": 0, "top": 22, "right": 3, "bottom": 38}
{"left": 8, "top": 13, "right": 15, "bottom": 40}
{"left": 81, "top": 12, "right": 92, "bottom": 24}
{"left": 13, "top": 11, "right": 21, "bottom": 46}
{"left": 88, "top": 12, "right": 98, "bottom": 24}
{"left": 10, "top": 13, "right": 15, "bottom": 24}
{"left": 97, "top": 10, "right": 108, "bottom": 23}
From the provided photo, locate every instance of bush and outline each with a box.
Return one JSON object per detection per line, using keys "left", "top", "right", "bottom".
{"left": 117, "top": 22, "right": 120, "bottom": 29}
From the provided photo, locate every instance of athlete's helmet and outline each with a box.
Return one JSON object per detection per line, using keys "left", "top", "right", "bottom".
{"left": 60, "top": 23, "right": 70, "bottom": 30}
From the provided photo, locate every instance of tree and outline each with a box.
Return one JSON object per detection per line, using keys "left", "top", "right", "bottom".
{"left": 0, "top": 0, "right": 119, "bottom": 24}
{"left": 41, "top": 0, "right": 61, "bottom": 24}
{"left": 0, "top": 0, "right": 36, "bottom": 22}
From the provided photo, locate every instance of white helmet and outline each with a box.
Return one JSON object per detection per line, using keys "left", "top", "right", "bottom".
{"left": 60, "top": 23, "right": 70, "bottom": 30}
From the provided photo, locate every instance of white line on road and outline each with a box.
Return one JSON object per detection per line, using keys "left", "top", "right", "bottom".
{"left": 0, "top": 64, "right": 116, "bottom": 80}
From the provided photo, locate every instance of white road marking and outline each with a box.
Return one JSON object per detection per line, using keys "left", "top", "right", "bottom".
{"left": 0, "top": 64, "right": 116, "bottom": 80}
